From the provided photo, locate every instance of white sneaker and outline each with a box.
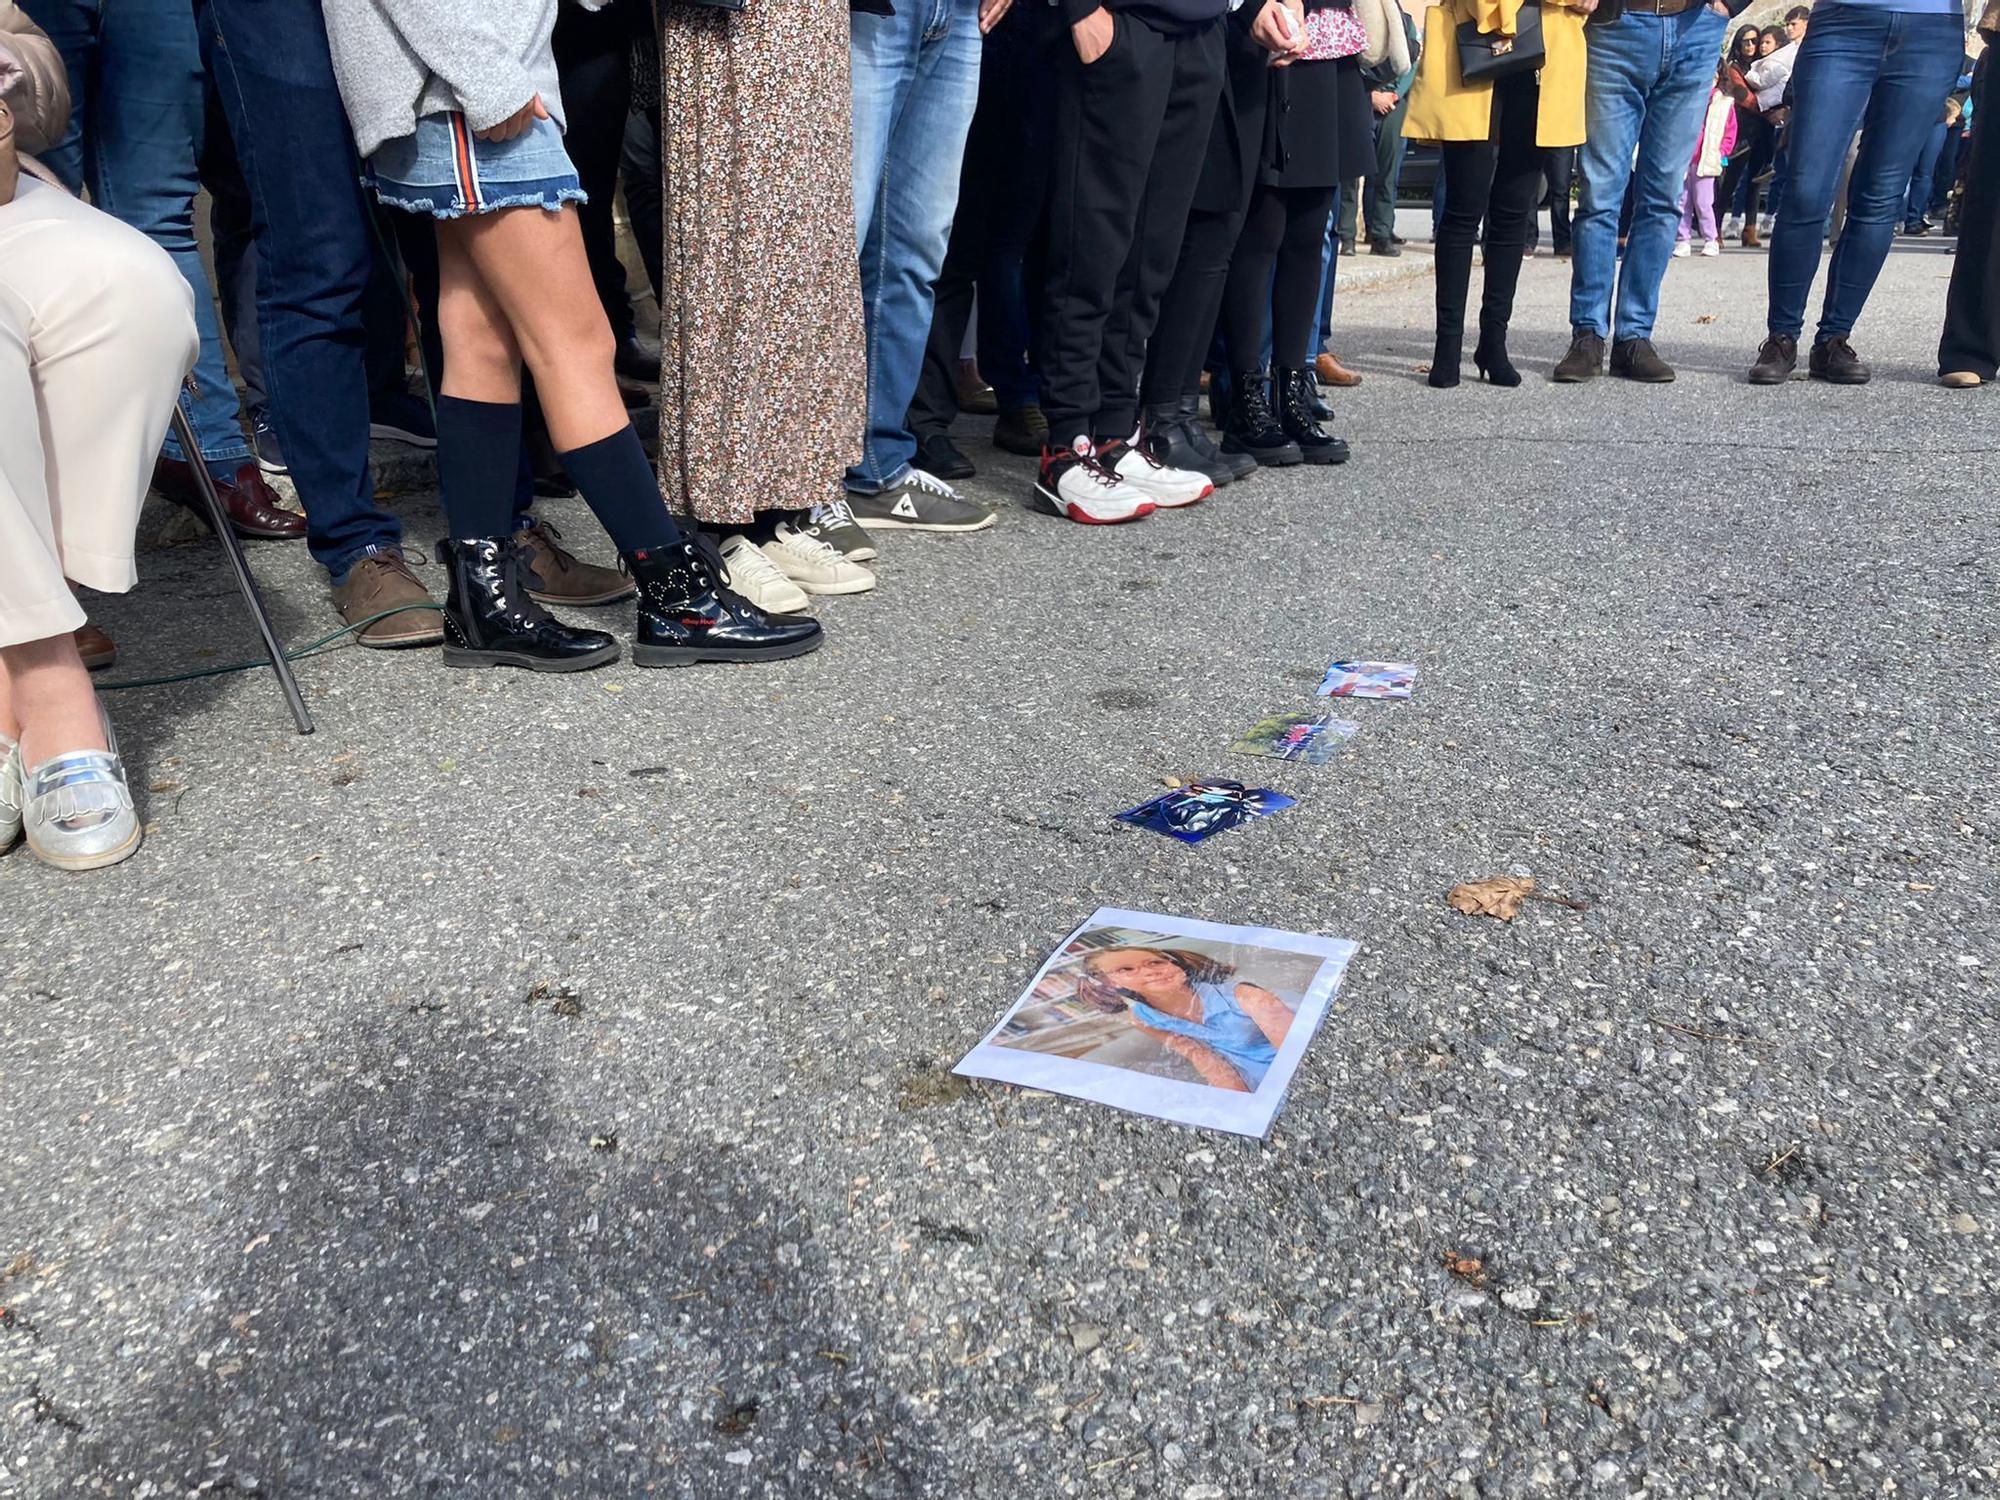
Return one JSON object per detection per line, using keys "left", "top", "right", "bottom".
{"left": 1701, "top": 239, "right": 1720, "bottom": 257}
{"left": 762, "top": 522, "right": 876, "bottom": 596}
{"left": 720, "top": 532, "right": 809, "bottom": 614}
{"left": 1672, "top": 240, "right": 1691, "bottom": 258}
{"left": 1032, "top": 438, "right": 1154, "bottom": 526}
{"left": 1722, "top": 215, "right": 1742, "bottom": 237}
{"left": 1108, "top": 437, "right": 1211, "bottom": 509}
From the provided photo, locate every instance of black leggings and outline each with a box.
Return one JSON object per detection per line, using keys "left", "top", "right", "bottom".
{"left": 1434, "top": 70, "right": 1545, "bottom": 344}
{"left": 1221, "top": 183, "right": 1338, "bottom": 372}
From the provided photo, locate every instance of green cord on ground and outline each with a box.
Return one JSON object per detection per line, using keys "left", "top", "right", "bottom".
{"left": 95, "top": 605, "right": 446, "bottom": 691}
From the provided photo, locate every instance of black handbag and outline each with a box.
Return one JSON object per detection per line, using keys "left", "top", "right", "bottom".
{"left": 1456, "top": 1, "right": 1543, "bottom": 82}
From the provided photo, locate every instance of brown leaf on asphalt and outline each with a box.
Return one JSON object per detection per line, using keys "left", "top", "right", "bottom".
{"left": 1447, "top": 875, "right": 1536, "bottom": 921}
{"left": 1694, "top": 313, "right": 1718, "bottom": 324}
{"left": 1442, "top": 1250, "right": 1489, "bottom": 1288}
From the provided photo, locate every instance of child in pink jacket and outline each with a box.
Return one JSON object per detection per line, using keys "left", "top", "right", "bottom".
{"left": 1677, "top": 64, "right": 1741, "bottom": 258}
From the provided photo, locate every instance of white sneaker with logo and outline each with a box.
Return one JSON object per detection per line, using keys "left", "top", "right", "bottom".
{"left": 720, "top": 532, "right": 810, "bottom": 614}
{"left": 1107, "top": 436, "right": 1211, "bottom": 509}
{"left": 1032, "top": 438, "right": 1154, "bottom": 526}
{"left": 762, "top": 522, "right": 877, "bottom": 595}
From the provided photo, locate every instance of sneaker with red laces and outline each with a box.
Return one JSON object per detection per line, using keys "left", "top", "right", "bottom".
{"left": 1100, "top": 435, "right": 1211, "bottom": 509}
{"left": 1031, "top": 439, "right": 1154, "bottom": 526}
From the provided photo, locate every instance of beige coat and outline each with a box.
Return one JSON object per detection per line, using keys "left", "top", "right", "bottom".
{"left": 0, "top": 0, "right": 70, "bottom": 190}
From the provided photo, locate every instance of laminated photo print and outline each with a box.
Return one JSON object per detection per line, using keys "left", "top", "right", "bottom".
{"left": 1115, "top": 780, "right": 1295, "bottom": 843}
{"left": 1230, "top": 711, "right": 1362, "bottom": 766}
{"left": 1317, "top": 660, "right": 1418, "bottom": 699}
{"left": 954, "top": 907, "right": 1358, "bottom": 1138}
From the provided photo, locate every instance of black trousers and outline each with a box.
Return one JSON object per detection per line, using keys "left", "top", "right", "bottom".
{"left": 621, "top": 110, "right": 663, "bottom": 302}
{"left": 1719, "top": 113, "right": 1774, "bottom": 228}
{"left": 908, "top": 7, "right": 1054, "bottom": 439}
{"left": 553, "top": 0, "right": 636, "bottom": 343}
{"left": 1041, "top": 14, "right": 1225, "bottom": 444}
{"left": 1221, "top": 183, "right": 1338, "bottom": 372}
{"left": 1939, "top": 56, "right": 1999, "bottom": 380}
{"left": 1544, "top": 143, "right": 1575, "bottom": 254}
{"left": 1434, "top": 71, "right": 1544, "bottom": 345}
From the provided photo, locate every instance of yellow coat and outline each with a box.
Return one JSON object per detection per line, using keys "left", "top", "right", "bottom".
{"left": 1402, "top": 0, "right": 1588, "bottom": 150}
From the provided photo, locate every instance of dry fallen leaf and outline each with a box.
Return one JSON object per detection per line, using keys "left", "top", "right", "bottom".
{"left": 1442, "top": 1250, "right": 1489, "bottom": 1288}
{"left": 1448, "top": 875, "right": 1536, "bottom": 921}
{"left": 1694, "top": 313, "right": 1718, "bottom": 325}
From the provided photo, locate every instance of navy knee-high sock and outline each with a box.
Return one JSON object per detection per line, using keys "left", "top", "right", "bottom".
{"left": 557, "top": 425, "right": 682, "bottom": 555}
{"left": 435, "top": 396, "right": 524, "bottom": 539}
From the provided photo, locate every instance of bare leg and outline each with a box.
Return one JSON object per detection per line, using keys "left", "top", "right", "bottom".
{"left": 0, "top": 635, "right": 107, "bottom": 763}
{"left": 435, "top": 229, "right": 525, "bottom": 402}
{"left": 435, "top": 206, "right": 625, "bottom": 450}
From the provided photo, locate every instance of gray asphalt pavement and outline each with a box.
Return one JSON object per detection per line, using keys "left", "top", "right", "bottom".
{"left": 3, "top": 238, "right": 1996, "bottom": 1498}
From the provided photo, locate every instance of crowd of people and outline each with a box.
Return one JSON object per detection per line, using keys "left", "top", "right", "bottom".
{"left": 1, "top": 0, "right": 1994, "bottom": 871}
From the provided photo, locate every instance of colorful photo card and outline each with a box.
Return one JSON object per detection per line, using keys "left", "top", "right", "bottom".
{"left": 1115, "top": 780, "right": 1295, "bottom": 844}
{"left": 1317, "top": 660, "right": 1417, "bottom": 699}
{"left": 1230, "top": 711, "right": 1362, "bottom": 766}
{"left": 954, "top": 907, "right": 1358, "bottom": 1138}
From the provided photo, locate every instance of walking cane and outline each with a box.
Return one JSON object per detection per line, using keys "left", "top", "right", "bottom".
{"left": 168, "top": 384, "right": 315, "bottom": 735}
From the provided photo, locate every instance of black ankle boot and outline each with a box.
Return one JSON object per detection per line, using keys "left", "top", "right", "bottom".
{"left": 1473, "top": 322, "right": 1522, "bottom": 387}
{"left": 1276, "top": 368, "right": 1351, "bottom": 466}
{"left": 1142, "top": 402, "right": 1233, "bottom": 488}
{"left": 1428, "top": 333, "right": 1463, "bottom": 389}
{"left": 435, "top": 536, "right": 620, "bottom": 671}
{"left": 1221, "top": 370, "right": 1302, "bottom": 466}
{"left": 1305, "top": 378, "right": 1334, "bottom": 421}
{"left": 1179, "top": 393, "right": 1256, "bottom": 479}
{"left": 623, "top": 535, "right": 823, "bottom": 667}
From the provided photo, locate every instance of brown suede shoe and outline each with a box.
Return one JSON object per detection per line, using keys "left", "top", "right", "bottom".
{"left": 515, "top": 519, "right": 637, "bottom": 606}
{"left": 1314, "top": 351, "right": 1363, "bottom": 388}
{"left": 152, "top": 457, "right": 306, "bottom": 540}
{"left": 74, "top": 623, "right": 116, "bottom": 671}
{"left": 331, "top": 550, "right": 444, "bottom": 647}
{"left": 1740, "top": 224, "right": 1761, "bottom": 248}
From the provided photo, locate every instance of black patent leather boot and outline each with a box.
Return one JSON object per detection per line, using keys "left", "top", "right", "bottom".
{"left": 1277, "top": 368, "right": 1351, "bottom": 465}
{"left": 435, "top": 536, "right": 620, "bottom": 671}
{"left": 1220, "top": 370, "right": 1302, "bottom": 466}
{"left": 623, "top": 536, "right": 823, "bottom": 667}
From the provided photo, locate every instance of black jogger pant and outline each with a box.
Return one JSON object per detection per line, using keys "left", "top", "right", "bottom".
{"left": 1040, "top": 14, "right": 1225, "bottom": 446}
{"left": 1939, "top": 54, "right": 1999, "bottom": 380}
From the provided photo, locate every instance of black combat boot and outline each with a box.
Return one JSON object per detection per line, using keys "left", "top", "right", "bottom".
{"left": 1141, "top": 402, "right": 1233, "bottom": 489}
{"left": 623, "top": 535, "right": 823, "bottom": 667}
{"left": 435, "top": 536, "right": 620, "bottom": 672}
{"left": 1276, "top": 368, "right": 1351, "bottom": 466}
{"left": 1220, "top": 370, "right": 1302, "bottom": 466}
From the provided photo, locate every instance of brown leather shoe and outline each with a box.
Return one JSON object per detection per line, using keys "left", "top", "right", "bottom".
{"left": 330, "top": 549, "right": 445, "bottom": 647}
{"left": 1314, "top": 351, "right": 1363, "bottom": 388}
{"left": 74, "top": 623, "right": 116, "bottom": 671}
{"left": 1808, "top": 336, "right": 1871, "bottom": 385}
{"left": 152, "top": 457, "right": 306, "bottom": 540}
{"left": 1741, "top": 224, "right": 1761, "bottom": 248}
{"left": 515, "top": 519, "right": 637, "bottom": 606}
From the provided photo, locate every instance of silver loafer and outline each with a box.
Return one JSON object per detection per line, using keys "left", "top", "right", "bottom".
{"left": 0, "top": 735, "right": 21, "bottom": 853}
{"left": 22, "top": 720, "right": 141, "bottom": 872}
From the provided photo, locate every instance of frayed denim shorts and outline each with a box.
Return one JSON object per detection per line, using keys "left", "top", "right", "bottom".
{"left": 365, "top": 112, "right": 585, "bottom": 219}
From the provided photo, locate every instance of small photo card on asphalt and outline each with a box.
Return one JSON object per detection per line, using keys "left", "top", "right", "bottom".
{"left": 1115, "top": 780, "right": 1294, "bottom": 843}
{"left": 1230, "top": 711, "right": 1362, "bottom": 765}
{"left": 1317, "top": 660, "right": 1417, "bottom": 699}
{"left": 954, "top": 907, "right": 1357, "bottom": 1138}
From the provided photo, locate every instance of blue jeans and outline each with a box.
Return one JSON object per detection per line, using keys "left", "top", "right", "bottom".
{"left": 1569, "top": 4, "right": 1727, "bottom": 341}
{"left": 848, "top": 0, "right": 982, "bottom": 492}
{"left": 1314, "top": 217, "right": 1341, "bottom": 352}
{"left": 1903, "top": 119, "right": 1949, "bottom": 227}
{"left": 1767, "top": 5, "right": 1966, "bottom": 342}
{"left": 194, "top": 0, "right": 403, "bottom": 579}
{"left": 22, "top": 0, "right": 250, "bottom": 476}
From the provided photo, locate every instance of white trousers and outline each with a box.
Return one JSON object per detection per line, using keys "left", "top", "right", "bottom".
{"left": 0, "top": 176, "right": 197, "bottom": 649}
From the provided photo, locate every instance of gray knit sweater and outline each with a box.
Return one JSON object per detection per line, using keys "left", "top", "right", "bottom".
{"left": 321, "top": 0, "right": 601, "bottom": 158}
